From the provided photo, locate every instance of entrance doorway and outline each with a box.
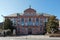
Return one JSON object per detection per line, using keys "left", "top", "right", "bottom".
{"left": 28, "top": 28, "right": 32, "bottom": 34}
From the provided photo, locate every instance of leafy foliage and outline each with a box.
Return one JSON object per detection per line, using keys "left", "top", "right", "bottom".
{"left": 4, "top": 18, "right": 15, "bottom": 33}
{"left": 46, "top": 16, "right": 59, "bottom": 33}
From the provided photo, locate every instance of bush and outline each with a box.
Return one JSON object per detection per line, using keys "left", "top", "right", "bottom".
{"left": 6, "top": 31, "right": 12, "bottom": 36}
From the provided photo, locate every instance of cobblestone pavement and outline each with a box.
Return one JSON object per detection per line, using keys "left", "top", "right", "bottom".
{"left": 0, "top": 35, "right": 60, "bottom": 40}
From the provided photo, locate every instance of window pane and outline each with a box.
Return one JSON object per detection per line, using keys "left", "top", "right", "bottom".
{"left": 36, "top": 18, "right": 39, "bottom": 22}
{"left": 29, "top": 18, "right": 31, "bottom": 22}
{"left": 21, "top": 18, "right": 24, "bottom": 22}
{"left": 35, "top": 22, "right": 39, "bottom": 26}
{"left": 35, "top": 18, "right": 39, "bottom": 26}
{"left": 21, "top": 18, "right": 24, "bottom": 26}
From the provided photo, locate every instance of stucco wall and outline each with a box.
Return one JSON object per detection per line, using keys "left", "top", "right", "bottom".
{"left": 58, "top": 20, "right": 60, "bottom": 30}
{"left": 59, "top": 20, "right": 60, "bottom": 27}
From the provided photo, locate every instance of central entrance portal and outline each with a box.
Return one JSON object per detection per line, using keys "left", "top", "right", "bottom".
{"left": 28, "top": 28, "right": 32, "bottom": 34}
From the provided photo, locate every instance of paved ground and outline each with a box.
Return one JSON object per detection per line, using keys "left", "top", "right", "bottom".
{"left": 0, "top": 35, "right": 60, "bottom": 40}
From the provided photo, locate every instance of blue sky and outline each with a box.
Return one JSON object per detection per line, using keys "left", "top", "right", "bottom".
{"left": 0, "top": 0, "right": 60, "bottom": 22}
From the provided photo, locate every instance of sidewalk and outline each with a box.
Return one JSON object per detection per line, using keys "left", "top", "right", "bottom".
{"left": 0, "top": 35, "right": 49, "bottom": 38}
{"left": 0, "top": 35, "right": 60, "bottom": 40}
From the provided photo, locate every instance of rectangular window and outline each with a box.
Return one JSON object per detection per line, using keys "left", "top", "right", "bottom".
{"left": 40, "top": 27, "right": 42, "bottom": 31}
{"left": 21, "top": 18, "right": 24, "bottom": 26}
{"left": 36, "top": 18, "right": 39, "bottom": 22}
{"left": 35, "top": 18, "right": 39, "bottom": 26}
{"left": 40, "top": 18, "right": 43, "bottom": 26}
{"left": 29, "top": 18, "right": 31, "bottom": 22}
{"left": 27, "top": 18, "right": 33, "bottom": 26}
{"left": 21, "top": 18, "right": 24, "bottom": 22}
{"left": 17, "top": 27, "right": 20, "bottom": 33}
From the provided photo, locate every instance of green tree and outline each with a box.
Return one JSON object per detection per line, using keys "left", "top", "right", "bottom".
{"left": 4, "top": 18, "right": 14, "bottom": 33}
{"left": 46, "top": 16, "right": 59, "bottom": 33}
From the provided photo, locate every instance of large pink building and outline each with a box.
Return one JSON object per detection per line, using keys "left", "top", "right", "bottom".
{"left": 5, "top": 7, "right": 52, "bottom": 35}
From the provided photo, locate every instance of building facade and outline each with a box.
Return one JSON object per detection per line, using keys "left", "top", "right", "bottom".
{"left": 59, "top": 20, "right": 60, "bottom": 27}
{"left": 5, "top": 7, "right": 50, "bottom": 35}
{"left": 58, "top": 20, "right": 60, "bottom": 30}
